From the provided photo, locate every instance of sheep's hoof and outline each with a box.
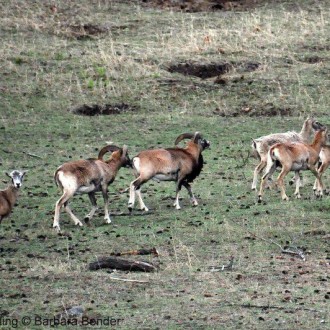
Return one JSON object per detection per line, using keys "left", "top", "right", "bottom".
{"left": 53, "top": 225, "right": 61, "bottom": 233}
{"left": 295, "top": 194, "right": 301, "bottom": 199}
{"left": 104, "top": 218, "right": 111, "bottom": 224}
{"left": 141, "top": 207, "right": 149, "bottom": 212}
{"left": 128, "top": 206, "right": 133, "bottom": 213}
{"left": 257, "top": 196, "right": 262, "bottom": 203}
{"left": 282, "top": 196, "right": 289, "bottom": 201}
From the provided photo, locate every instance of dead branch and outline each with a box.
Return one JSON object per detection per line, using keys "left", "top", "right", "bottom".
{"left": 23, "top": 151, "right": 43, "bottom": 159}
{"left": 249, "top": 232, "right": 306, "bottom": 261}
{"left": 108, "top": 276, "right": 149, "bottom": 283}
{"left": 89, "top": 256, "right": 157, "bottom": 272}
{"left": 208, "top": 256, "right": 234, "bottom": 272}
{"left": 219, "top": 302, "right": 321, "bottom": 313}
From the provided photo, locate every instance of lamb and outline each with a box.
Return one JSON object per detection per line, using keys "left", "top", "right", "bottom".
{"left": 251, "top": 117, "right": 324, "bottom": 190}
{"left": 0, "top": 170, "right": 26, "bottom": 223}
{"left": 128, "top": 132, "right": 210, "bottom": 212}
{"left": 53, "top": 145, "right": 131, "bottom": 232}
{"left": 258, "top": 128, "right": 328, "bottom": 201}
{"left": 313, "top": 145, "right": 330, "bottom": 193}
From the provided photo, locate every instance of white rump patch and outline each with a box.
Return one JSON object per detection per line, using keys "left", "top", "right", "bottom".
{"left": 58, "top": 172, "right": 77, "bottom": 192}
{"left": 133, "top": 157, "right": 140, "bottom": 173}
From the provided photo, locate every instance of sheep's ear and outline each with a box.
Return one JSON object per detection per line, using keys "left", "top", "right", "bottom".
{"left": 5, "top": 172, "right": 11, "bottom": 178}
{"left": 22, "top": 170, "right": 28, "bottom": 177}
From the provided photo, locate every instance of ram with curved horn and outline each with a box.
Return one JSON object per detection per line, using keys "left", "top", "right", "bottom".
{"left": 53, "top": 144, "right": 131, "bottom": 232}
{"left": 128, "top": 132, "right": 210, "bottom": 212}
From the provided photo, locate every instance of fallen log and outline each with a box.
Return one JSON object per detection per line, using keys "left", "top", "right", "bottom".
{"left": 89, "top": 256, "right": 157, "bottom": 272}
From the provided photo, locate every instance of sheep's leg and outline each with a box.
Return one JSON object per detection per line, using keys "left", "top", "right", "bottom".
{"left": 314, "top": 161, "right": 329, "bottom": 193}
{"left": 128, "top": 178, "right": 137, "bottom": 211}
{"left": 182, "top": 182, "right": 198, "bottom": 206}
{"left": 128, "top": 177, "right": 148, "bottom": 212}
{"left": 290, "top": 172, "right": 303, "bottom": 187}
{"left": 313, "top": 161, "right": 322, "bottom": 191}
{"left": 85, "top": 192, "right": 98, "bottom": 221}
{"left": 252, "top": 160, "right": 266, "bottom": 190}
{"left": 136, "top": 188, "right": 149, "bottom": 212}
{"left": 258, "top": 161, "right": 277, "bottom": 201}
{"left": 276, "top": 167, "right": 290, "bottom": 201}
{"left": 101, "top": 187, "right": 111, "bottom": 224}
{"left": 63, "top": 201, "right": 84, "bottom": 227}
{"left": 309, "top": 165, "right": 323, "bottom": 197}
{"left": 173, "top": 181, "right": 184, "bottom": 210}
{"left": 294, "top": 171, "right": 302, "bottom": 199}
{"left": 53, "top": 191, "right": 76, "bottom": 231}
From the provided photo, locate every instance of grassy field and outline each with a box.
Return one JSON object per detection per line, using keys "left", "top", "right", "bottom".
{"left": 0, "top": 0, "right": 329, "bottom": 329}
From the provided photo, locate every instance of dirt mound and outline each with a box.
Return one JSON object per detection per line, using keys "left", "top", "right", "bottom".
{"left": 70, "top": 103, "right": 138, "bottom": 116}
{"left": 139, "top": 0, "right": 265, "bottom": 12}
{"left": 167, "top": 62, "right": 231, "bottom": 79}
{"left": 166, "top": 61, "right": 260, "bottom": 79}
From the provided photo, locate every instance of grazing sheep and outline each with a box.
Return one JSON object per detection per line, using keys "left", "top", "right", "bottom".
{"left": 0, "top": 170, "right": 26, "bottom": 223}
{"left": 128, "top": 132, "right": 210, "bottom": 212}
{"left": 258, "top": 128, "right": 328, "bottom": 201}
{"left": 313, "top": 145, "right": 330, "bottom": 193}
{"left": 53, "top": 145, "right": 131, "bottom": 232}
{"left": 251, "top": 117, "right": 324, "bottom": 190}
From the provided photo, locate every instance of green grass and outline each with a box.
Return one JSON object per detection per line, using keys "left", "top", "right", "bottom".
{"left": 0, "top": 1, "right": 329, "bottom": 329}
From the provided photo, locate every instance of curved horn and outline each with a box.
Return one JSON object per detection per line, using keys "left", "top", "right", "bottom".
{"left": 174, "top": 133, "right": 194, "bottom": 146}
{"left": 98, "top": 145, "right": 121, "bottom": 160}
{"left": 121, "top": 145, "right": 128, "bottom": 156}
{"left": 193, "top": 131, "right": 202, "bottom": 143}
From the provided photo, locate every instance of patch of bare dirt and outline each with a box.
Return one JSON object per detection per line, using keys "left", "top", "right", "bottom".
{"left": 70, "top": 103, "right": 138, "bottom": 116}
{"left": 166, "top": 61, "right": 260, "bottom": 79}
{"left": 167, "top": 62, "right": 231, "bottom": 79}
{"left": 139, "top": 0, "right": 266, "bottom": 12}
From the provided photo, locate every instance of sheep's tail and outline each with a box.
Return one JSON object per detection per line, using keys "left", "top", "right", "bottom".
{"left": 251, "top": 139, "right": 261, "bottom": 160}
{"left": 54, "top": 169, "right": 62, "bottom": 188}
{"left": 263, "top": 147, "right": 278, "bottom": 177}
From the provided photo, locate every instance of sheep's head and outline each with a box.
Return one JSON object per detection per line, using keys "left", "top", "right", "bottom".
{"left": 305, "top": 117, "right": 326, "bottom": 131}
{"left": 6, "top": 170, "right": 27, "bottom": 188}
{"left": 98, "top": 145, "right": 131, "bottom": 168}
{"left": 120, "top": 145, "right": 132, "bottom": 168}
{"left": 175, "top": 132, "right": 210, "bottom": 150}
